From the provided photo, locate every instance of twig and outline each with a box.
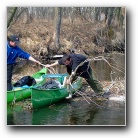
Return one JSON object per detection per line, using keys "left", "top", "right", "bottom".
{"left": 67, "top": 56, "right": 124, "bottom": 95}
{"left": 75, "top": 90, "right": 104, "bottom": 108}
{"left": 75, "top": 91, "right": 90, "bottom": 104}
{"left": 100, "top": 56, "right": 124, "bottom": 73}
{"left": 69, "top": 83, "right": 103, "bottom": 107}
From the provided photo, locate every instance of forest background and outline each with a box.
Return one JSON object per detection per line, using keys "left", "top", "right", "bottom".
{"left": 7, "top": 7, "right": 125, "bottom": 62}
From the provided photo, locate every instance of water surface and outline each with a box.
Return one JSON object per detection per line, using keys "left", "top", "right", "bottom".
{"left": 7, "top": 99, "right": 125, "bottom": 126}
{"left": 7, "top": 53, "right": 125, "bottom": 126}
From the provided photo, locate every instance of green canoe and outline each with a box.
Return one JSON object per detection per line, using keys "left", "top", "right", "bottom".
{"left": 7, "top": 68, "right": 47, "bottom": 104}
{"left": 31, "top": 74, "right": 82, "bottom": 109}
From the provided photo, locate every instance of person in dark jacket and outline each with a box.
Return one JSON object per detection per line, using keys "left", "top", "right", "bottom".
{"left": 45, "top": 53, "right": 103, "bottom": 93}
{"left": 7, "top": 35, "right": 41, "bottom": 91}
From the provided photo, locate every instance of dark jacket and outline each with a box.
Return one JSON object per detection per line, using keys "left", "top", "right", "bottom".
{"left": 58, "top": 53, "right": 91, "bottom": 78}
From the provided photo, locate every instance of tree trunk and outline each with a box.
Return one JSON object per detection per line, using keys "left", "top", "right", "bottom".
{"left": 106, "top": 7, "right": 115, "bottom": 28}
{"left": 94, "top": 7, "right": 100, "bottom": 22}
{"left": 54, "top": 7, "right": 62, "bottom": 49}
{"left": 7, "top": 7, "right": 17, "bottom": 28}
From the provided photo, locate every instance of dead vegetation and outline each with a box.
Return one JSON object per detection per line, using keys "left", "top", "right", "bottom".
{"left": 7, "top": 19, "right": 125, "bottom": 62}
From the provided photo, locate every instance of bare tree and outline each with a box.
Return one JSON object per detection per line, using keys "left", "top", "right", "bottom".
{"left": 7, "top": 7, "right": 28, "bottom": 30}
{"left": 114, "top": 7, "right": 125, "bottom": 29}
{"left": 7, "top": 7, "right": 17, "bottom": 28}
{"left": 94, "top": 7, "right": 100, "bottom": 22}
{"left": 53, "top": 7, "right": 62, "bottom": 49}
{"left": 106, "top": 7, "right": 115, "bottom": 28}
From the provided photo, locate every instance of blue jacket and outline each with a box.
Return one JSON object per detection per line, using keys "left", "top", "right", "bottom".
{"left": 7, "top": 42, "right": 30, "bottom": 64}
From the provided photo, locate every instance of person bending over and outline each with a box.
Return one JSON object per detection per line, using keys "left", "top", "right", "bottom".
{"left": 45, "top": 53, "right": 103, "bottom": 93}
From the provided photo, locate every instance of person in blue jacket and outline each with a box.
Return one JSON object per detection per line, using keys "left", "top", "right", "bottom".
{"left": 7, "top": 35, "right": 41, "bottom": 91}
{"left": 45, "top": 53, "right": 103, "bottom": 94}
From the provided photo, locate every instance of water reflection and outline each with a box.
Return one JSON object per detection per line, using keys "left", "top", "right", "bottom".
{"left": 7, "top": 53, "right": 125, "bottom": 126}
{"left": 32, "top": 102, "right": 70, "bottom": 125}
{"left": 7, "top": 105, "right": 32, "bottom": 125}
{"left": 7, "top": 99, "right": 125, "bottom": 125}
{"left": 92, "top": 101, "right": 125, "bottom": 125}
{"left": 91, "top": 54, "right": 125, "bottom": 81}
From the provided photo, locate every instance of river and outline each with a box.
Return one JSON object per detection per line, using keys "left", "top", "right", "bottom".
{"left": 7, "top": 53, "right": 126, "bottom": 126}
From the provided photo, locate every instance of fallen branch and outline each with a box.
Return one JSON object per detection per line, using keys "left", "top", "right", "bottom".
{"left": 69, "top": 83, "right": 104, "bottom": 108}
{"left": 68, "top": 56, "right": 124, "bottom": 92}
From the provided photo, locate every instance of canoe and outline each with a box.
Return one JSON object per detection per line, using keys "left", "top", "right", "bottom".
{"left": 31, "top": 74, "right": 82, "bottom": 109}
{"left": 7, "top": 68, "right": 47, "bottom": 104}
